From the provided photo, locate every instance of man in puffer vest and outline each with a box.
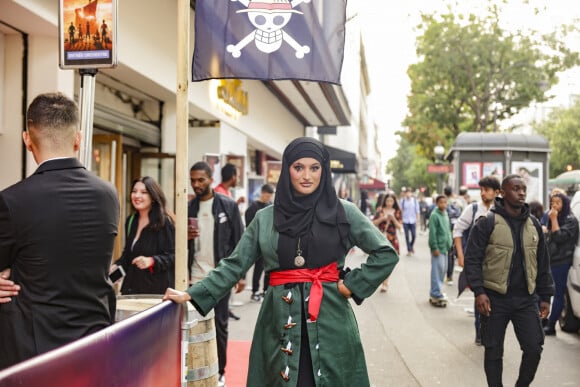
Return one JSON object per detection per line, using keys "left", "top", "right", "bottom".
{"left": 465, "top": 174, "right": 554, "bottom": 387}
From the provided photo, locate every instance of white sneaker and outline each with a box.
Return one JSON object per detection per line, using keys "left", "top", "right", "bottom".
{"left": 218, "top": 374, "right": 226, "bottom": 387}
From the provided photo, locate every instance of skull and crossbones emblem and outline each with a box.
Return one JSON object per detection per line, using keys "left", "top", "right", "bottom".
{"left": 227, "top": 0, "right": 311, "bottom": 58}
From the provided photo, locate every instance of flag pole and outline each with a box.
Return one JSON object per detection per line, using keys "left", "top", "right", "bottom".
{"left": 175, "top": 0, "right": 189, "bottom": 291}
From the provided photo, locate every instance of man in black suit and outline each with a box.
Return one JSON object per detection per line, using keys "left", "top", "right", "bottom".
{"left": 0, "top": 92, "right": 120, "bottom": 369}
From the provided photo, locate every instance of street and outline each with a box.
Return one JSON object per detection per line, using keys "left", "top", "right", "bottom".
{"left": 227, "top": 230, "right": 580, "bottom": 387}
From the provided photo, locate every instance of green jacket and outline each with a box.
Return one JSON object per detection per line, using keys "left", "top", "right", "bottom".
{"left": 484, "top": 213, "right": 538, "bottom": 294}
{"left": 464, "top": 197, "right": 554, "bottom": 301}
{"left": 187, "top": 200, "right": 399, "bottom": 386}
{"left": 428, "top": 208, "right": 453, "bottom": 253}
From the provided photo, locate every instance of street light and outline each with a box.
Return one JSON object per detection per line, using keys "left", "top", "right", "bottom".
{"left": 434, "top": 142, "right": 445, "bottom": 194}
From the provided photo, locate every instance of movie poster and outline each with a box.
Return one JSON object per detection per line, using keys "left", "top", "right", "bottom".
{"left": 248, "top": 176, "right": 265, "bottom": 202}
{"left": 203, "top": 153, "right": 222, "bottom": 188}
{"left": 266, "top": 161, "right": 282, "bottom": 186}
{"left": 482, "top": 162, "right": 504, "bottom": 182}
{"left": 59, "top": 0, "right": 117, "bottom": 69}
{"left": 511, "top": 161, "right": 543, "bottom": 203}
{"left": 225, "top": 155, "right": 245, "bottom": 188}
{"left": 463, "top": 162, "right": 482, "bottom": 188}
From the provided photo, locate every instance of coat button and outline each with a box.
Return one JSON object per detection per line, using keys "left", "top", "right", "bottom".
{"left": 280, "top": 366, "right": 290, "bottom": 381}
{"left": 284, "top": 316, "right": 296, "bottom": 329}
{"left": 281, "top": 341, "right": 293, "bottom": 355}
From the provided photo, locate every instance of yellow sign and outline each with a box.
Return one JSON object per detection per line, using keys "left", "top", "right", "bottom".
{"left": 330, "top": 160, "right": 344, "bottom": 169}
{"left": 216, "top": 79, "right": 248, "bottom": 118}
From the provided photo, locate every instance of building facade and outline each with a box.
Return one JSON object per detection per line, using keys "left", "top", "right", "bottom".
{"left": 1, "top": 0, "right": 379, "bottom": 217}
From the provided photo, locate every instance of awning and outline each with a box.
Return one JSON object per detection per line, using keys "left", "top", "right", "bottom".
{"left": 326, "top": 145, "right": 357, "bottom": 173}
{"left": 359, "top": 177, "right": 388, "bottom": 191}
{"left": 549, "top": 170, "right": 580, "bottom": 186}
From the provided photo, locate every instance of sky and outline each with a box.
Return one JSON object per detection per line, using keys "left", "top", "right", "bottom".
{"left": 357, "top": 0, "right": 580, "bottom": 164}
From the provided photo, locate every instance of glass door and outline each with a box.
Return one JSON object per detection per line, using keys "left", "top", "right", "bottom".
{"left": 92, "top": 133, "right": 124, "bottom": 261}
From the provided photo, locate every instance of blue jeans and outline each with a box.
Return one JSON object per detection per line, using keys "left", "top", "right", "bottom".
{"left": 403, "top": 222, "right": 416, "bottom": 253}
{"left": 548, "top": 263, "right": 572, "bottom": 323}
{"left": 430, "top": 251, "right": 448, "bottom": 298}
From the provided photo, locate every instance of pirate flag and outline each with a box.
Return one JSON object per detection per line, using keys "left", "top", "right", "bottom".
{"left": 192, "top": 0, "right": 347, "bottom": 84}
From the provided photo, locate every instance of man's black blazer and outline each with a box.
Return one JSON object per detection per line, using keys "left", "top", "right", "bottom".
{"left": 0, "top": 158, "right": 120, "bottom": 369}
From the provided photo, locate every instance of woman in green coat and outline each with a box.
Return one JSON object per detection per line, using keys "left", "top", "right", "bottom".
{"left": 164, "top": 137, "right": 399, "bottom": 386}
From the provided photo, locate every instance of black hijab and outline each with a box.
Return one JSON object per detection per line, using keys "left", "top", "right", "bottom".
{"left": 274, "top": 137, "right": 349, "bottom": 269}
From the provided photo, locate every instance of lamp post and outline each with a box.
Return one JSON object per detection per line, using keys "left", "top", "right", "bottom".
{"left": 434, "top": 142, "right": 445, "bottom": 194}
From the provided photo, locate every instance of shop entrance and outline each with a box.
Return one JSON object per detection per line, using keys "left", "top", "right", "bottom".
{"left": 91, "top": 134, "right": 175, "bottom": 260}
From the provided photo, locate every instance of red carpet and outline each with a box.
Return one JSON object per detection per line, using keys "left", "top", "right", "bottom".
{"left": 226, "top": 340, "right": 251, "bottom": 386}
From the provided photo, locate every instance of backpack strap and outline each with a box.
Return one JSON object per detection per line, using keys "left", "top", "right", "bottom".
{"left": 470, "top": 203, "right": 478, "bottom": 225}
{"left": 127, "top": 213, "right": 136, "bottom": 236}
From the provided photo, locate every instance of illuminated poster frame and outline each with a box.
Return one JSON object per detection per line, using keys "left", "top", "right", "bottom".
{"left": 225, "top": 154, "right": 245, "bottom": 189}
{"left": 59, "top": 0, "right": 118, "bottom": 69}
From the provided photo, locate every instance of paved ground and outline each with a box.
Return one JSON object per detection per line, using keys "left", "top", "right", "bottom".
{"left": 226, "top": 230, "right": 580, "bottom": 387}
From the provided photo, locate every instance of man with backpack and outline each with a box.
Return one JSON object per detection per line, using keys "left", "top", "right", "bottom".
{"left": 453, "top": 175, "right": 500, "bottom": 345}
{"left": 464, "top": 174, "right": 554, "bottom": 387}
{"left": 444, "top": 186, "right": 462, "bottom": 285}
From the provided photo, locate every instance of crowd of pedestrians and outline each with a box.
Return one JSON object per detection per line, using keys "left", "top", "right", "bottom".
{"left": 361, "top": 173, "right": 574, "bottom": 387}
{"left": 0, "top": 97, "right": 575, "bottom": 387}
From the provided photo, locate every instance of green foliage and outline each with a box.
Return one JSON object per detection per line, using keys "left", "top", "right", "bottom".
{"left": 402, "top": 1, "right": 579, "bottom": 159}
{"left": 386, "top": 138, "right": 436, "bottom": 193}
{"left": 534, "top": 100, "right": 580, "bottom": 177}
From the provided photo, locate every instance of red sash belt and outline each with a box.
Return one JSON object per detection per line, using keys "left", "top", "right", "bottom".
{"left": 269, "top": 261, "right": 339, "bottom": 322}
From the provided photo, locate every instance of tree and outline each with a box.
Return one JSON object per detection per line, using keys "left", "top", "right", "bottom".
{"left": 386, "top": 137, "right": 436, "bottom": 194}
{"left": 534, "top": 100, "right": 580, "bottom": 178}
{"left": 402, "top": 1, "right": 579, "bottom": 158}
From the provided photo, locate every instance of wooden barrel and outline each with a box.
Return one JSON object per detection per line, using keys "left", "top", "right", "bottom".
{"left": 115, "top": 294, "right": 163, "bottom": 322}
{"left": 182, "top": 305, "right": 219, "bottom": 386}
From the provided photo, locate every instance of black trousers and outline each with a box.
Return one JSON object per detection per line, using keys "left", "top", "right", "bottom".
{"left": 251, "top": 257, "right": 269, "bottom": 294}
{"left": 214, "top": 292, "right": 230, "bottom": 376}
{"left": 446, "top": 249, "right": 455, "bottom": 279}
{"left": 480, "top": 293, "right": 544, "bottom": 387}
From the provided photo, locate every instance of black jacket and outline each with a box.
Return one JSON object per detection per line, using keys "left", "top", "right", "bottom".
{"left": 546, "top": 213, "right": 579, "bottom": 266}
{"left": 188, "top": 192, "right": 244, "bottom": 271}
{"left": 464, "top": 197, "right": 554, "bottom": 302}
{"left": 117, "top": 214, "right": 175, "bottom": 294}
{"left": 244, "top": 200, "right": 270, "bottom": 226}
{"left": 0, "top": 158, "right": 119, "bottom": 369}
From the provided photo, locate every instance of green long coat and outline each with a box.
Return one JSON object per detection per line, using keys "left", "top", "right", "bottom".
{"left": 187, "top": 200, "right": 399, "bottom": 386}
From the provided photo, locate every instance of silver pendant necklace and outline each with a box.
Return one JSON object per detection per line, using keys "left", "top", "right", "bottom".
{"left": 294, "top": 237, "right": 305, "bottom": 267}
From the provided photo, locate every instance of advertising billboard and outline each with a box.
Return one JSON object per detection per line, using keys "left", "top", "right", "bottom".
{"left": 59, "top": 0, "right": 117, "bottom": 69}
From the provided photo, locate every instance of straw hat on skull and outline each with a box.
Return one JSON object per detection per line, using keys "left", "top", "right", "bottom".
{"left": 237, "top": 0, "right": 304, "bottom": 14}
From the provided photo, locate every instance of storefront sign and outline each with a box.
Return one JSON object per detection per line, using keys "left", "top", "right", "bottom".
{"left": 216, "top": 79, "right": 248, "bottom": 118}
{"left": 427, "top": 164, "right": 453, "bottom": 174}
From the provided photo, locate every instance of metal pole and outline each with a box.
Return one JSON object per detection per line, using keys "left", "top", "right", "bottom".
{"left": 175, "top": 0, "right": 190, "bottom": 291}
{"left": 78, "top": 68, "right": 98, "bottom": 168}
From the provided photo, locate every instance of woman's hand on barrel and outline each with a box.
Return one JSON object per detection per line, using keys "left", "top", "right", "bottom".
{"left": 163, "top": 288, "right": 192, "bottom": 304}
{"left": 337, "top": 280, "right": 352, "bottom": 299}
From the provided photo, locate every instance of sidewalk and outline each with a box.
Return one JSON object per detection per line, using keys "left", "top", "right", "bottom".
{"left": 349, "top": 231, "right": 486, "bottom": 387}
{"left": 223, "top": 230, "right": 483, "bottom": 387}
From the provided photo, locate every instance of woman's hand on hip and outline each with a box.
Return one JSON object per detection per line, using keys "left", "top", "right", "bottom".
{"left": 337, "top": 280, "right": 352, "bottom": 299}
